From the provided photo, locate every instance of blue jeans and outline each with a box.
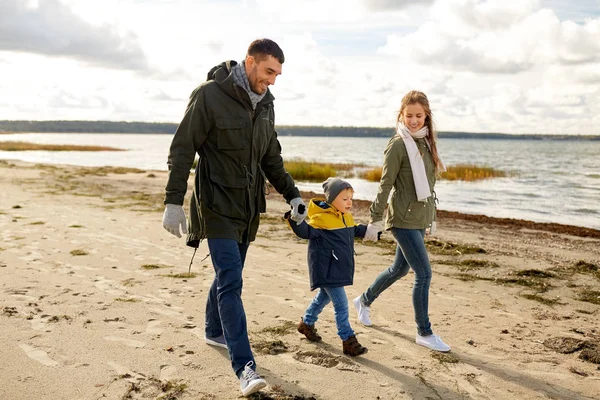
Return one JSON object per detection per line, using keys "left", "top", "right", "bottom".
{"left": 205, "top": 238, "right": 254, "bottom": 377}
{"left": 360, "top": 228, "right": 433, "bottom": 336}
{"left": 303, "top": 286, "right": 355, "bottom": 341}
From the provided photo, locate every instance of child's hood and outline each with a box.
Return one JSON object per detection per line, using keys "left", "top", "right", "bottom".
{"left": 307, "top": 198, "right": 355, "bottom": 230}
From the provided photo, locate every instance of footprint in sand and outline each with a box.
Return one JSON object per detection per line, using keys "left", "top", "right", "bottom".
{"left": 94, "top": 276, "right": 123, "bottom": 295}
{"left": 19, "top": 344, "right": 59, "bottom": 367}
{"left": 103, "top": 336, "right": 146, "bottom": 348}
{"left": 29, "top": 315, "right": 51, "bottom": 332}
{"left": 159, "top": 365, "right": 178, "bottom": 381}
{"left": 292, "top": 350, "right": 341, "bottom": 368}
{"left": 145, "top": 320, "right": 163, "bottom": 335}
{"left": 107, "top": 362, "right": 145, "bottom": 382}
{"left": 148, "top": 307, "right": 184, "bottom": 318}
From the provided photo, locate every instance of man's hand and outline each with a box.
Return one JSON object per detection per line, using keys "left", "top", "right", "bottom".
{"left": 290, "top": 197, "right": 308, "bottom": 223}
{"left": 363, "top": 221, "right": 383, "bottom": 242}
{"left": 162, "top": 204, "right": 188, "bottom": 238}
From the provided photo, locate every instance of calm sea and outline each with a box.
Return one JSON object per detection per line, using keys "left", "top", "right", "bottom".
{"left": 1, "top": 133, "right": 599, "bottom": 230}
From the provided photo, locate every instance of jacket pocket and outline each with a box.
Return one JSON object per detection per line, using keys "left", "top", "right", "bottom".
{"left": 402, "top": 200, "right": 428, "bottom": 225}
{"left": 215, "top": 117, "right": 247, "bottom": 150}
{"left": 208, "top": 172, "right": 248, "bottom": 220}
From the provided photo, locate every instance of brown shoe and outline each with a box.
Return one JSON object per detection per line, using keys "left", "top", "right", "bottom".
{"left": 342, "top": 335, "right": 368, "bottom": 356}
{"left": 297, "top": 318, "right": 322, "bottom": 342}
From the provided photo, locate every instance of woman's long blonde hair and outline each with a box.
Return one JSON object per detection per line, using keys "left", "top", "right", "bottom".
{"left": 397, "top": 90, "right": 442, "bottom": 174}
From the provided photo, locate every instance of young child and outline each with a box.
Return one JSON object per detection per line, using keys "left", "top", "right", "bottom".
{"left": 284, "top": 178, "right": 369, "bottom": 356}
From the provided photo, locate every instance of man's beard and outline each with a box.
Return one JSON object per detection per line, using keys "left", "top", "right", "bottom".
{"left": 246, "top": 67, "right": 264, "bottom": 94}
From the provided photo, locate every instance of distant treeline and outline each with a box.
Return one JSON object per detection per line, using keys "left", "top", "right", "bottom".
{"left": 1, "top": 120, "right": 598, "bottom": 140}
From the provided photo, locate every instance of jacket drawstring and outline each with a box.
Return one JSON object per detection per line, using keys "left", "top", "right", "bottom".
{"left": 188, "top": 244, "right": 211, "bottom": 274}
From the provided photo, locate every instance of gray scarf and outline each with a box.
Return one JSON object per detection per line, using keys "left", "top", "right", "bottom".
{"left": 232, "top": 61, "right": 265, "bottom": 110}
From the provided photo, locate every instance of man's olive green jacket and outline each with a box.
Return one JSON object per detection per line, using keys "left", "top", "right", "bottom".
{"left": 165, "top": 60, "right": 300, "bottom": 247}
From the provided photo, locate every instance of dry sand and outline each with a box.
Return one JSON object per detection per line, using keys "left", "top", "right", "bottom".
{"left": 1, "top": 159, "right": 599, "bottom": 400}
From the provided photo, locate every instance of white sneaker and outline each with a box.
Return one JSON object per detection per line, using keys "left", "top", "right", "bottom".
{"left": 416, "top": 333, "right": 451, "bottom": 352}
{"left": 239, "top": 361, "right": 267, "bottom": 396}
{"left": 353, "top": 296, "right": 372, "bottom": 326}
{"left": 204, "top": 334, "right": 227, "bottom": 349}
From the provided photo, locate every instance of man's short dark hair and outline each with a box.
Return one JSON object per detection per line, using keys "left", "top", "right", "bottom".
{"left": 247, "top": 38, "right": 285, "bottom": 64}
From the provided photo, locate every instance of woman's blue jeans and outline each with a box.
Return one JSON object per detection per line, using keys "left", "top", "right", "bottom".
{"left": 205, "top": 238, "right": 254, "bottom": 378}
{"left": 360, "top": 228, "right": 433, "bottom": 336}
{"left": 303, "top": 286, "right": 355, "bottom": 341}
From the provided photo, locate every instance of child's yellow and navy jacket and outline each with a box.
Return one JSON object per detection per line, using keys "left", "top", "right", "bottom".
{"left": 285, "top": 198, "right": 367, "bottom": 291}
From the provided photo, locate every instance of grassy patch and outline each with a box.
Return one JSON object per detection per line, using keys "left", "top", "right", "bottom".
{"left": 425, "top": 239, "right": 486, "bottom": 255}
{"left": 572, "top": 260, "right": 599, "bottom": 273}
{"left": 579, "top": 345, "right": 600, "bottom": 364}
{"left": 252, "top": 339, "right": 289, "bottom": 355}
{"left": 359, "top": 167, "right": 382, "bottom": 182}
{"left": 284, "top": 159, "right": 338, "bottom": 182}
{"left": 438, "top": 259, "right": 499, "bottom": 271}
{"left": 521, "top": 293, "right": 563, "bottom": 306}
{"left": 497, "top": 276, "right": 553, "bottom": 292}
{"left": 0, "top": 141, "right": 124, "bottom": 151}
{"left": 71, "top": 166, "right": 145, "bottom": 176}
{"left": 69, "top": 224, "right": 84, "bottom": 228}
{"left": 514, "top": 269, "right": 556, "bottom": 278}
{"left": 121, "top": 278, "right": 138, "bottom": 287}
{"left": 561, "top": 260, "right": 600, "bottom": 279}
{"left": 543, "top": 337, "right": 588, "bottom": 354}
{"left": 431, "top": 352, "right": 460, "bottom": 363}
{"left": 141, "top": 264, "right": 175, "bottom": 270}
{"left": 576, "top": 288, "right": 600, "bottom": 305}
{"left": 115, "top": 297, "right": 139, "bottom": 303}
{"left": 450, "top": 273, "right": 492, "bottom": 282}
{"left": 440, "top": 164, "right": 507, "bottom": 181}
{"left": 70, "top": 249, "right": 88, "bottom": 256}
{"left": 28, "top": 221, "right": 45, "bottom": 225}
{"left": 449, "top": 271, "right": 553, "bottom": 292}
{"left": 160, "top": 272, "right": 198, "bottom": 279}
{"left": 259, "top": 320, "right": 297, "bottom": 336}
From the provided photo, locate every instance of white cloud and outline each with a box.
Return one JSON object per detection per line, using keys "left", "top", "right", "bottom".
{"left": 0, "top": 0, "right": 598, "bottom": 134}
{"left": 0, "top": 0, "right": 148, "bottom": 70}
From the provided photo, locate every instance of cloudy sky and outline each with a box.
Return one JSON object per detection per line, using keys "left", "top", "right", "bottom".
{"left": 1, "top": 0, "right": 599, "bottom": 134}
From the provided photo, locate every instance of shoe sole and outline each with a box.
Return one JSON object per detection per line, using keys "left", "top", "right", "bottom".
{"left": 205, "top": 337, "right": 228, "bottom": 349}
{"left": 241, "top": 378, "right": 267, "bottom": 396}
{"left": 415, "top": 341, "right": 451, "bottom": 352}
{"left": 352, "top": 297, "right": 373, "bottom": 326}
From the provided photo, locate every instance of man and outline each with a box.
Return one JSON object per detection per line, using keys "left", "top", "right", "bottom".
{"left": 162, "top": 38, "right": 307, "bottom": 397}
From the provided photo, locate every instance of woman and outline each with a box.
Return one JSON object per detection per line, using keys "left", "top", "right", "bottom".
{"left": 355, "top": 90, "right": 450, "bottom": 352}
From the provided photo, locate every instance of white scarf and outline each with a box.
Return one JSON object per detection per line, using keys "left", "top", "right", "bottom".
{"left": 396, "top": 123, "right": 433, "bottom": 202}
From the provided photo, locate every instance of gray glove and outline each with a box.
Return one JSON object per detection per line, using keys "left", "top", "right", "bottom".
{"left": 162, "top": 204, "right": 188, "bottom": 238}
{"left": 363, "top": 221, "right": 383, "bottom": 242}
{"left": 290, "top": 197, "right": 308, "bottom": 223}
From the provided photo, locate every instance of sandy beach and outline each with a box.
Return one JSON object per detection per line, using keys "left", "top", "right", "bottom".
{"left": 1, "top": 159, "right": 599, "bottom": 400}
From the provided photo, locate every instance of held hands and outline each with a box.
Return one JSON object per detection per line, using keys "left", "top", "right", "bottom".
{"left": 363, "top": 221, "right": 383, "bottom": 242}
{"left": 289, "top": 197, "right": 308, "bottom": 224}
{"left": 162, "top": 204, "right": 188, "bottom": 238}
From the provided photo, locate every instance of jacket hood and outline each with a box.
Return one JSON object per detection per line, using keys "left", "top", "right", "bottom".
{"left": 307, "top": 198, "right": 355, "bottom": 230}
{"left": 206, "top": 60, "right": 237, "bottom": 82}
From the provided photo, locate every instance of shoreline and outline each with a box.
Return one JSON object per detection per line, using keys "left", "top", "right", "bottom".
{"left": 0, "top": 157, "right": 598, "bottom": 236}
{"left": 295, "top": 189, "right": 600, "bottom": 239}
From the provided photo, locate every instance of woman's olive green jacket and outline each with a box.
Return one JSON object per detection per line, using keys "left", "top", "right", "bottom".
{"left": 370, "top": 135, "right": 437, "bottom": 230}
